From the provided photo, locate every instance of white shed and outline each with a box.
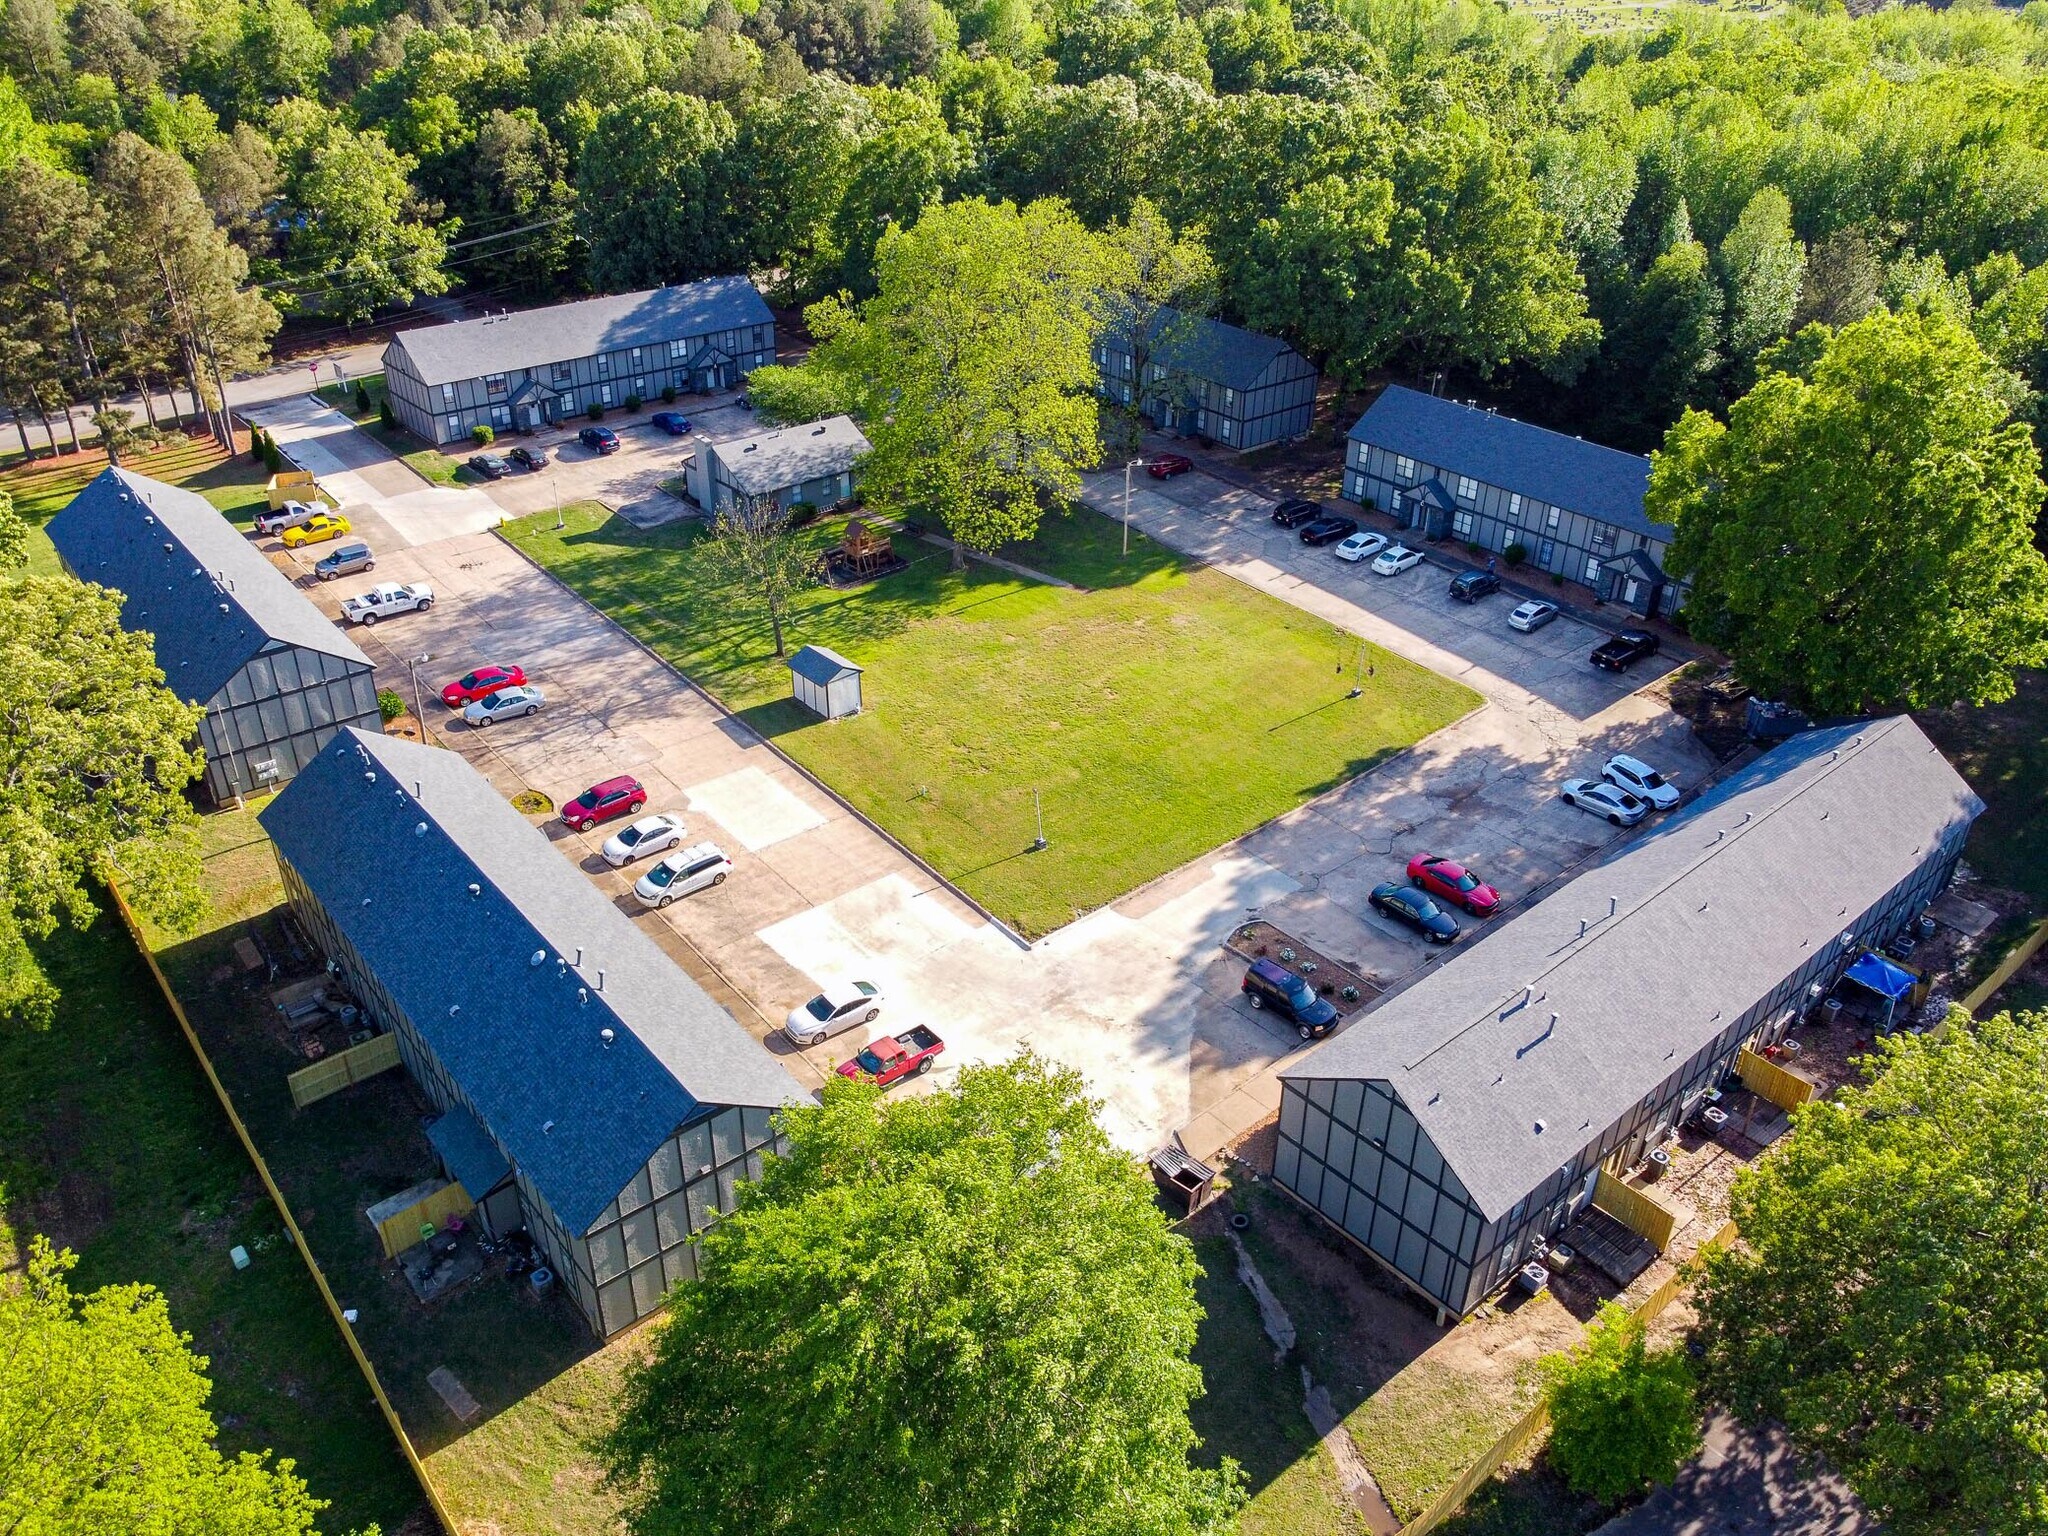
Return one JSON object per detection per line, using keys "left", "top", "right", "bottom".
{"left": 787, "top": 645, "right": 863, "bottom": 719}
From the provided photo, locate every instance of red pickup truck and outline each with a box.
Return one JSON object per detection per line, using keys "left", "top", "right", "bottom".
{"left": 836, "top": 1026, "right": 944, "bottom": 1088}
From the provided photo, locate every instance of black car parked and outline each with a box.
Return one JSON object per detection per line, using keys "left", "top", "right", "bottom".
{"left": 579, "top": 425, "right": 621, "bottom": 454}
{"left": 1300, "top": 515, "right": 1361, "bottom": 546}
{"left": 466, "top": 452, "right": 509, "bottom": 480}
{"left": 507, "top": 445, "right": 548, "bottom": 471}
{"left": 1271, "top": 498, "right": 1323, "bottom": 528}
{"left": 1241, "top": 957, "right": 1341, "bottom": 1040}
{"left": 1590, "top": 628, "right": 1660, "bottom": 671}
{"left": 1449, "top": 569, "right": 1500, "bottom": 603}
{"left": 1369, "top": 881, "right": 1461, "bottom": 944}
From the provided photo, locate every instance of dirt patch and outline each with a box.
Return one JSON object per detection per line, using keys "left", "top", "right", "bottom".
{"left": 1650, "top": 662, "right": 1754, "bottom": 762}
{"left": 1225, "top": 920, "right": 1379, "bottom": 1014}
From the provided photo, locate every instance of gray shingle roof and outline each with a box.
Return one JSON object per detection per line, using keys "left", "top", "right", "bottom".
{"left": 387, "top": 277, "right": 774, "bottom": 388}
{"left": 425, "top": 1103, "right": 511, "bottom": 1202}
{"left": 786, "top": 644, "right": 860, "bottom": 685}
{"left": 711, "top": 415, "right": 869, "bottom": 497}
{"left": 45, "top": 468, "right": 371, "bottom": 705}
{"left": 1282, "top": 718, "right": 1981, "bottom": 1222}
{"left": 261, "top": 729, "right": 805, "bottom": 1235}
{"left": 1113, "top": 307, "right": 1301, "bottom": 393}
{"left": 1350, "top": 386, "right": 1665, "bottom": 539}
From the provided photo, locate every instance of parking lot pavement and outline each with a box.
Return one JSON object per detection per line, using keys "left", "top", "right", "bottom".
{"left": 1079, "top": 466, "right": 1685, "bottom": 727}
{"left": 479, "top": 395, "right": 768, "bottom": 524}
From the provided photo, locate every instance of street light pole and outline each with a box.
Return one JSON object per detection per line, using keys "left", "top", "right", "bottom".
{"left": 407, "top": 652, "right": 434, "bottom": 727}
{"left": 1123, "top": 458, "right": 1143, "bottom": 558}
{"left": 1032, "top": 788, "right": 1048, "bottom": 852}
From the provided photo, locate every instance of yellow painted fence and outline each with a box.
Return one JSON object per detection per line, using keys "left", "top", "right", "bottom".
{"left": 1592, "top": 1166, "right": 1681, "bottom": 1252}
{"left": 105, "top": 881, "right": 458, "bottom": 1533}
{"left": 1963, "top": 915, "right": 2048, "bottom": 1015}
{"left": 1737, "top": 1045, "right": 1819, "bottom": 1112}
{"left": 286, "top": 1030, "right": 402, "bottom": 1108}
{"left": 372, "top": 1180, "right": 476, "bottom": 1260}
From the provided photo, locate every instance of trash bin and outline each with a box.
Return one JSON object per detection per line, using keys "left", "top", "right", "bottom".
{"left": 1149, "top": 1146, "right": 1216, "bottom": 1216}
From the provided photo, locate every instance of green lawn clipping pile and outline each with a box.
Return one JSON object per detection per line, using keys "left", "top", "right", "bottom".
{"left": 506, "top": 502, "right": 1479, "bottom": 936}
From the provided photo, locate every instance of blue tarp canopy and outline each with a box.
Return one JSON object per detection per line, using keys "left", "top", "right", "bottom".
{"left": 1842, "top": 951, "right": 1916, "bottom": 1001}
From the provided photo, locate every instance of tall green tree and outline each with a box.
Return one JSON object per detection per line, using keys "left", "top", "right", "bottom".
{"left": 1540, "top": 1302, "right": 1700, "bottom": 1503}
{"left": 0, "top": 1238, "right": 332, "bottom": 1536}
{"left": 694, "top": 492, "right": 821, "bottom": 657}
{"left": 577, "top": 89, "right": 740, "bottom": 290}
{"left": 0, "top": 573, "right": 206, "bottom": 1028}
{"left": 1694, "top": 1009, "right": 2048, "bottom": 1536}
{"left": 799, "top": 196, "right": 1107, "bottom": 560}
{"left": 826, "top": 89, "right": 962, "bottom": 296}
{"left": 1717, "top": 187, "right": 1806, "bottom": 385}
{"left": 1096, "top": 197, "right": 1215, "bottom": 457}
{"left": 1653, "top": 308, "right": 2048, "bottom": 712}
{"left": 599, "top": 1053, "right": 1242, "bottom": 1536}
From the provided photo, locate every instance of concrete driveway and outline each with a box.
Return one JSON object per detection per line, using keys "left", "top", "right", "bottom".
{"left": 245, "top": 395, "right": 1717, "bottom": 1158}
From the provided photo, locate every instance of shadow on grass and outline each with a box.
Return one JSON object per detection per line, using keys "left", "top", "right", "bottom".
{"left": 1427, "top": 1459, "right": 1605, "bottom": 1536}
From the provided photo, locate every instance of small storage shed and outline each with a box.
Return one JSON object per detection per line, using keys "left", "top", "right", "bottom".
{"left": 787, "top": 645, "right": 862, "bottom": 720}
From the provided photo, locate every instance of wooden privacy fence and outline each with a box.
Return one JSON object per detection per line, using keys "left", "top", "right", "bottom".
{"left": 1592, "top": 1166, "right": 1680, "bottom": 1252}
{"left": 1963, "top": 915, "right": 2048, "bottom": 1015}
{"left": 287, "top": 1031, "right": 402, "bottom": 1107}
{"left": 105, "top": 880, "right": 458, "bottom": 1534}
{"left": 1737, "top": 1045, "right": 1819, "bottom": 1112}
{"left": 1396, "top": 1218, "right": 1742, "bottom": 1536}
{"left": 370, "top": 1179, "right": 476, "bottom": 1260}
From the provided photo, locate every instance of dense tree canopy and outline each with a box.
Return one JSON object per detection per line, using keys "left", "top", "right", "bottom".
{"left": 0, "top": 1239, "right": 331, "bottom": 1536}
{"left": 600, "top": 1053, "right": 1240, "bottom": 1536}
{"left": 1694, "top": 1010, "right": 2048, "bottom": 1536}
{"left": 1540, "top": 1301, "right": 1700, "bottom": 1503}
{"left": 1652, "top": 308, "right": 2048, "bottom": 714}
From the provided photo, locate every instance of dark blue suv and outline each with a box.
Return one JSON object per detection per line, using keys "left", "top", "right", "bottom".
{"left": 1242, "top": 957, "right": 1341, "bottom": 1041}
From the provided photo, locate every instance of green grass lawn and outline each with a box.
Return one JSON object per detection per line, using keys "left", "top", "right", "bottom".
{"left": 0, "top": 874, "right": 425, "bottom": 1535}
{"left": 503, "top": 502, "right": 1479, "bottom": 936}
{"left": 1, "top": 435, "right": 278, "bottom": 576}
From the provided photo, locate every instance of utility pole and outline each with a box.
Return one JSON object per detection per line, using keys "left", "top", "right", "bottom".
{"left": 407, "top": 652, "right": 435, "bottom": 727}
{"left": 1122, "top": 458, "right": 1144, "bottom": 558}
{"left": 1032, "top": 789, "right": 1048, "bottom": 852}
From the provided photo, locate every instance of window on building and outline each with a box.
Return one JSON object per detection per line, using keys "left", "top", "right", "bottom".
{"left": 752, "top": 325, "right": 765, "bottom": 345}
{"left": 485, "top": 373, "right": 507, "bottom": 396}
{"left": 598, "top": 354, "right": 613, "bottom": 376}
{"left": 1456, "top": 475, "right": 1477, "bottom": 501}
{"left": 553, "top": 361, "right": 573, "bottom": 384}
{"left": 1350, "top": 473, "right": 1365, "bottom": 501}
{"left": 1223, "top": 387, "right": 1236, "bottom": 410}
{"left": 1591, "top": 526, "right": 1613, "bottom": 551}
{"left": 1119, "top": 382, "right": 1131, "bottom": 403}
{"left": 441, "top": 383, "right": 455, "bottom": 404}
{"left": 633, "top": 378, "right": 645, "bottom": 398}
{"left": 670, "top": 340, "right": 687, "bottom": 360}
{"left": 491, "top": 406, "right": 510, "bottom": 427}
{"left": 1586, "top": 556, "right": 1604, "bottom": 584}
{"left": 444, "top": 416, "right": 458, "bottom": 437}
{"left": 1452, "top": 510, "right": 1474, "bottom": 537}
{"left": 559, "top": 394, "right": 574, "bottom": 414}
{"left": 1509, "top": 492, "right": 1522, "bottom": 520}
{"left": 1394, "top": 454, "right": 1416, "bottom": 479}
{"left": 1219, "top": 418, "right": 1234, "bottom": 441}
{"left": 600, "top": 384, "right": 613, "bottom": 405}
{"left": 630, "top": 347, "right": 643, "bottom": 366}
{"left": 1546, "top": 505, "right": 1561, "bottom": 529}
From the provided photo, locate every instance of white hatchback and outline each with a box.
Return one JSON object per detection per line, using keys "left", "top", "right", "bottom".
{"left": 1334, "top": 530, "right": 1390, "bottom": 563}
{"left": 1371, "top": 544, "right": 1425, "bottom": 576}
{"left": 783, "top": 981, "right": 885, "bottom": 1045}
{"left": 602, "top": 813, "right": 686, "bottom": 867}
{"left": 633, "top": 843, "right": 731, "bottom": 907}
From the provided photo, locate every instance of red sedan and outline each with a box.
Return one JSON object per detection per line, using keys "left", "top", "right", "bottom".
{"left": 562, "top": 775, "right": 646, "bottom": 832}
{"left": 1406, "top": 854, "right": 1501, "bottom": 917}
{"left": 1146, "top": 453, "right": 1194, "bottom": 479}
{"left": 441, "top": 664, "right": 528, "bottom": 708}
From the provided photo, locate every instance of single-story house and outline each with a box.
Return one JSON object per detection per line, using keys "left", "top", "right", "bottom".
{"left": 1274, "top": 717, "right": 1979, "bottom": 1321}
{"left": 46, "top": 468, "right": 380, "bottom": 803}
{"left": 261, "top": 728, "right": 807, "bottom": 1338}
{"left": 383, "top": 277, "right": 776, "bottom": 445}
{"left": 1095, "top": 308, "right": 1318, "bottom": 452}
{"left": 684, "top": 415, "right": 869, "bottom": 515}
{"left": 1344, "top": 386, "right": 1685, "bottom": 618}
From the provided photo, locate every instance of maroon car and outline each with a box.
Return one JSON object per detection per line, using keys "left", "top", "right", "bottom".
{"left": 1145, "top": 453, "right": 1193, "bottom": 479}
{"left": 562, "top": 775, "right": 646, "bottom": 832}
{"left": 1405, "top": 853, "right": 1501, "bottom": 917}
{"left": 440, "top": 663, "right": 528, "bottom": 708}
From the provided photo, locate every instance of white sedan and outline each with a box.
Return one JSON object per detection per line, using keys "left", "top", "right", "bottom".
{"left": 1334, "top": 530, "right": 1390, "bottom": 563}
{"left": 1560, "top": 777, "right": 1648, "bottom": 826}
{"left": 1371, "top": 544, "right": 1425, "bottom": 576}
{"left": 602, "top": 813, "right": 686, "bottom": 867}
{"left": 1603, "top": 754, "right": 1680, "bottom": 811}
{"left": 462, "top": 684, "right": 544, "bottom": 726}
{"left": 783, "top": 981, "right": 885, "bottom": 1045}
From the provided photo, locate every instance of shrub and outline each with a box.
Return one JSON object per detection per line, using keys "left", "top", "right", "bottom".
{"left": 1503, "top": 542, "right": 1528, "bottom": 567}
{"left": 260, "top": 435, "right": 282, "bottom": 472}
{"left": 588, "top": 403, "right": 604, "bottom": 421}
{"left": 354, "top": 381, "right": 371, "bottom": 415}
{"left": 248, "top": 427, "right": 265, "bottom": 463}
{"left": 1551, "top": 571, "right": 1565, "bottom": 586}
{"left": 376, "top": 688, "right": 406, "bottom": 723}
{"left": 786, "top": 500, "right": 820, "bottom": 527}
{"left": 1463, "top": 540, "right": 1484, "bottom": 557}
{"left": 624, "top": 393, "right": 643, "bottom": 412}
{"left": 1541, "top": 1302, "right": 1700, "bottom": 1504}
{"left": 471, "top": 423, "right": 495, "bottom": 446}
{"left": 378, "top": 399, "right": 396, "bottom": 431}
{"left": 661, "top": 385, "right": 677, "bottom": 404}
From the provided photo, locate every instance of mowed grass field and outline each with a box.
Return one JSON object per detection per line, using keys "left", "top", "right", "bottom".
{"left": 504, "top": 502, "right": 1480, "bottom": 936}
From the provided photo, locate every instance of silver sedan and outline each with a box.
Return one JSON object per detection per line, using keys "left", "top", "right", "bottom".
{"left": 602, "top": 813, "right": 686, "bottom": 868}
{"left": 462, "top": 684, "right": 545, "bottom": 727}
{"left": 1559, "top": 777, "right": 1647, "bottom": 826}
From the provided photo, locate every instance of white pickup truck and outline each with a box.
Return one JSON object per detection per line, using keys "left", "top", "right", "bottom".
{"left": 341, "top": 582, "right": 435, "bottom": 625}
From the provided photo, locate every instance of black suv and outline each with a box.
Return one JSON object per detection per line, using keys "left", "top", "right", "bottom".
{"left": 1590, "top": 628, "right": 1660, "bottom": 671}
{"left": 1449, "top": 569, "right": 1500, "bottom": 603}
{"left": 1271, "top": 498, "right": 1323, "bottom": 528}
{"left": 1242, "top": 957, "right": 1341, "bottom": 1041}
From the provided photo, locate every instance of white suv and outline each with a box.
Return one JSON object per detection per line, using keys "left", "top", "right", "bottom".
{"left": 1602, "top": 754, "right": 1680, "bottom": 811}
{"left": 633, "top": 843, "right": 731, "bottom": 907}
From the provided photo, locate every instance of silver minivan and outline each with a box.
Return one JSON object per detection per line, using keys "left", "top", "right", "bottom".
{"left": 632, "top": 843, "right": 732, "bottom": 908}
{"left": 315, "top": 542, "right": 374, "bottom": 580}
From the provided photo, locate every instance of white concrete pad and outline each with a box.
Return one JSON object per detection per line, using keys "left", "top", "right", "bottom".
{"left": 685, "top": 766, "right": 829, "bottom": 851}
{"left": 1129, "top": 854, "right": 1302, "bottom": 959}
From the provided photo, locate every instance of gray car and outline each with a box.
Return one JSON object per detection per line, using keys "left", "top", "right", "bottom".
{"left": 314, "top": 542, "right": 374, "bottom": 580}
{"left": 1508, "top": 599, "right": 1560, "bottom": 632}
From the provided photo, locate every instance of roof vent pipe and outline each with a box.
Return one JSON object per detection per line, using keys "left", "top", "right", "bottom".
{"left": 1608, "top": 896, "right": 1617, "bottom": 917}
{"left": 596, "top": 970, "right": 605, "bottom": 992}
{"left": 574, "top": 947, "right": 583, "bottom": 966}
{"left": 601, "top": 1028, "right": 615, "bottom": 1048}
{"left": 1578, "top": 918, "right": 1587, "bottom": 938}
